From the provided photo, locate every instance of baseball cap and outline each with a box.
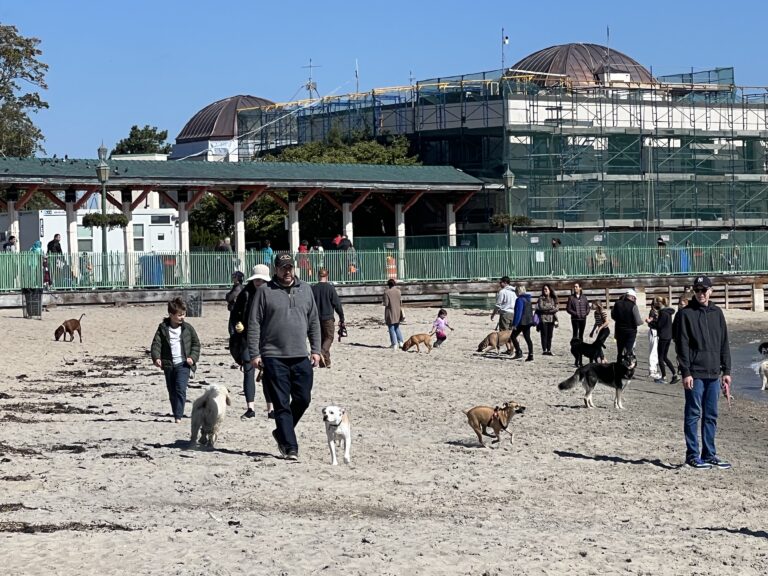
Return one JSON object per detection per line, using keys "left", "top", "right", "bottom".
{"left": 274, "top": 254, "right": 294, "bottom": 268}
{"left": 693, "top": 275, "right": 712, "bottom": 289}
{"left": 245, "top": 264, "right": 271, "bottom": 282}
{"left": 625, "top": 288, "right": 638, "bottom": 299}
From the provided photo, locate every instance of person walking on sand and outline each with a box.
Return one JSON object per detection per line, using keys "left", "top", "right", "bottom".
{"left": 566, "top": 282, "right": 589, "bottom": 346}
{"left": 383, "top": 278, "right": 404, "bottom": 349}
{"left": 510, "top": 285, "right": 534, "bottom": 361}
{"left": 231, "top": 264, "right": 274, "bottom": 420}
{"left": 536, "top": 284, "right": 558, "bottom": 356}
{"left": 431, "top": 308, "right": 454, "bottom": 348}
{"left": 311, "top": 267, "right": 345, "bottom": 367}
{"left": 151, "top": 297, "right": 201, "bottom": 423}
{"left": 588, "top": 300, "right": 610, "bottom": 363}
{"left": 646, "top": 296, "right": 663, "bottom": 381}
{"left": 261, "top": 240, "right": 273, "bottom": 266}
{"left": 490, "top": 276, "right": 516, "bottom": 331}
{"left": 675, "top": 275, "right": 732, "bottom": 470}
{"left": 248, "top": 254, "right": 321, "bottom": 461}
{"left": 611, "top": 288, "right": 643, "bottom": 363}
{"left": 655, "top": 296, "right": 678, "bottom": 385}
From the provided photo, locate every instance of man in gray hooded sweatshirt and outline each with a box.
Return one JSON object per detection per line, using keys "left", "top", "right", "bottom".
{"left": 491, "top": 276, "right": 516, "bottom": 331}
{"left": 249, "top": 254, "right": 321, "bottom": 460}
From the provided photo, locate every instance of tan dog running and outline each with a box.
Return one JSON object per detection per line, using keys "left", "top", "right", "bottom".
{"left": 402, "top": 333, "right": 433, "bottom": 353}
{"left": 463, "top": 401, "right": 526, "bottom": 448}
{"left": 476, "top": 330, "right": 513, "bottom": 354}
{"left": 54, "top": 314, "right": 85, "bottom": 342}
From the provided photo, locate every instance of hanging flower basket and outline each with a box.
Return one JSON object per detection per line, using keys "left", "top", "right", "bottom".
{"left": 81, "top": 213, "right": 129, "bottom": 230}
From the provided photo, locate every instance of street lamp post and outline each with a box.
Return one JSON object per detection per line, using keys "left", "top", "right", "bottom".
{"left": 502, "top": 166, "right": 515, "bottom": 248}
{"left": 96, "top": 143, "right": 110, "bottom": 285}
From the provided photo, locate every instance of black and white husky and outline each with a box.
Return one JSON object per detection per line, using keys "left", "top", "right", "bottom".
{"left": 558, "top": 354, "right": 637, "bottom": 409}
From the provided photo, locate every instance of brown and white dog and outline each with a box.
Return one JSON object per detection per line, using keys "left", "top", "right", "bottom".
{"left": 190, "top": 384, "right": 231, "bottom": 448}
{"left": 402, "top": 333, "right": 433, "bottom": 353}
{"left": 463, "top": 401, "right": 526, "bottom": 447}
{"left": 476, "top": 330, "right": 514, "bottom": 354}
{"left": 54, "top": 314, "right": 85, "bottom": 342}
{"left": 322, "top": 405, "right": 351, "bottom": 465}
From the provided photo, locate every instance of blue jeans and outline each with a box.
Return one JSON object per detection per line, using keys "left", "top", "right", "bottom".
{"left": 684, "top": 378, "right": 720, "bottom": 461}
{"left": 262, "top": 357, "right": 313, "bottom": 452}
{"left": 164, "top": 363, "right": 190, "bottom": 419}
{"left": 387, "top": 323, "right": 403, "bottom": 347}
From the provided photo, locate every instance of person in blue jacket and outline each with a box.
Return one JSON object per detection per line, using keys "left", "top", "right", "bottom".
{"left": 510, "top": 284, "right": 534, "bottom": 362}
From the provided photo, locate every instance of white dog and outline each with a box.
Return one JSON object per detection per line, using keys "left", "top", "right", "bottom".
{"left": 322, "top": 405, "right": 351, "bottom": 465}
{"left": 190, "top": 384, "right": 231, "bottom": 448}
{"left": 760, "top": 360, "right": 768, "bottom": 391}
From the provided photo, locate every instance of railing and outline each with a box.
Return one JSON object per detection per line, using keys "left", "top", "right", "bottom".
{"left": 0, "top": 245, "right": 760, "bottom": 292}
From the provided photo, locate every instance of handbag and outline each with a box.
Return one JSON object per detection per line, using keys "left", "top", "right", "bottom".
{"left": 532, "top": 311, "right": 541, "bottom": 327}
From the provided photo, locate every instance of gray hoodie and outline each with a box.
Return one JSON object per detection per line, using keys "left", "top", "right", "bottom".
{"left": 494, "top": 285, "right": 517, "bottom": 314}
{"left": 247, "top": 277, "right": 321, "bottom": 359}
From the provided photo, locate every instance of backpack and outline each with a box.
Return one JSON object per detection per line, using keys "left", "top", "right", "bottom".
{"left": 229, "top": 332, "right": 247, "bottom": 366}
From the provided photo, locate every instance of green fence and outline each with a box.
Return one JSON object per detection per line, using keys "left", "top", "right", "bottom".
{"left": 0, "top": 245, "right": 761, "bottom": 292}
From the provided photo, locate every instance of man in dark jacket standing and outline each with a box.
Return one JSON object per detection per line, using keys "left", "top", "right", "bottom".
{"left": 311, "top": 267, "right": 344, "bottom": 368}
{"left": 248, "top": 254, "right": 321, "bottom": 460}
{"left": 611, "top": 288, "right": 643, "bottom": 362}
{"left": 566, "top": 282, "right": 590, "bottom": 347}
{"left": 675, "top": 276, "right": 732, "bottom": 470}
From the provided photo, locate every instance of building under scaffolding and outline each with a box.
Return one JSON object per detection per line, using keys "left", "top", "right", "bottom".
{"left": 236, "top": 43, "right": 768, "bottom": 241}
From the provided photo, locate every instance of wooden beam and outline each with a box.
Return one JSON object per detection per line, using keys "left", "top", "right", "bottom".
{"left": 130, "top": 189, "right": 151, "bottom": 211}
{"left": 16, "top": 185, "right": 39, "bottom": 210}
{"left": 187, "top": 189, "right": 207, "bottom": 210}
{"left": 453, "top": 190, "right": 476, "bottom": 213}
{"left": 318, "top": 190, "right": 342, "bottom": 211}
{"left": 297, "top": 188, "right": 320, "bottom": 211}
{"left": 350, "top": 190, "right": 372, "bottom": 212}
{"left": 74, "top": 189, "right": 96, "bottom": 210}
{"left": 403, "top": 191, "right": 425, "bottom": 213}
{"left": 42, "top": 190, "right": 66, "bottom": 209}
{"left": 209, "top": 190, "right": 232, "bottom": 210}
{"left": 265, "top": 189, "right": 288, "bottom": 210}
{"left": 376, "top": 195, "right": 395, "bottom": 213}
{"left": 242, "top": 186, "right": 267, "bottom": 210}
{"left": 159, "top": 190, "right": 179, "bottom": 209}
{"left": 106, "top": 193, "right": 123, "bottom": 210}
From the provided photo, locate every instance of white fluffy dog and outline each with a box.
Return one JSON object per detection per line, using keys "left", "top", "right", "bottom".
{"left": 190, "top": 384, "right": 231, "bottom": 448}
{"left": 322, "top": 405, "right": 351, "bottom": 465}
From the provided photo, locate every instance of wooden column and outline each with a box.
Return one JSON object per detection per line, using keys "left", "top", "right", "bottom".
{"left": 288, "top": 191, "right": 300, "bottom": 255}
{"left": 64, "top": 188, "right": 79, "bottom": 277}
{"left": 233, "top": 189, "right": 245, "bottom": 269}
{"left": 121, "top": 189, "right": 135, "bottom": 287}
{"left": 395, "top": 202, "right": 405, "bottom": 278}
{"left": 177, "top": 189, "right": 190, "bottom": 284}
{"left": 6, "top": 187, "right": 19, "bottom": 245}
{"left": 446, "top": 202, "right": 457, "bottom": 247}
{"left": 342, "top": 201, "right": 354, "bottom": 244}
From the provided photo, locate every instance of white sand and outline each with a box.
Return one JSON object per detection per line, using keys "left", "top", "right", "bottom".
{"left": 1, "top": 302, "right": 767, "bottom": 575}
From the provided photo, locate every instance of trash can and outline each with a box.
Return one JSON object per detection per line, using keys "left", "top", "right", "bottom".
{"left": 21, "top": 288, "right": 43, "bottom": 319}
{"left": 139, "top": 254, "right": 164, "bottom": 287}
{"left": 186, "top": 291, "right": 203, "bottom": 317}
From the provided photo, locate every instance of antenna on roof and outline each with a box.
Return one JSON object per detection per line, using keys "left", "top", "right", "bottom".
{"left": 302, "top": 58, "right": 321, "bottom": 99}
{"left": 605, "top": 25, "right": 611, "bottom": 75}
{"left": 355, "top": 59, "right": 359, "bottom": 93}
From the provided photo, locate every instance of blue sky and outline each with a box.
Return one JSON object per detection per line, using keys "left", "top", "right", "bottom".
{"left": 1, "top": 0, "right": 762, "bottom": 159}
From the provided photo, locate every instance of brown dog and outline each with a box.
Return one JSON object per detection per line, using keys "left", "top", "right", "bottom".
{"left": 476, "top": 330, "right": 513, "bottom": 354}
{"left": 463, "top": 401, "right": 526, "bottom": 447}
{"left": 54, "top": 314, "right": 85, "bottom": 343}
{"left": 402, "top": 333, "right": 433, "bottom": 353}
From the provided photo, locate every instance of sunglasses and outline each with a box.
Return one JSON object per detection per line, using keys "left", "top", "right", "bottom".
{"left": 693, "top": 287, "right": 709, "bottom": 294}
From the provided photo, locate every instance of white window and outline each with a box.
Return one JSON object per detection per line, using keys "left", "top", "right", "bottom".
{"left": 133, "top": 223, "right": 144, "bottom": 252}
{"left": 77, "top": 226, "right": 93, "bottom": 252}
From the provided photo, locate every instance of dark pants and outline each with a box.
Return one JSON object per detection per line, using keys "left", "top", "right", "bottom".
{"left": 262, "top": 356, "right": 313, "bottom": 452}
{"left": 512, "top": 325, "right": 533, "bottom": 356}
{"left": 571, "top": 317, "right": 586, "bottom": 341}
{"left": 539, "top": 321, "right": 554, "bottom": 352}
{"left": 434, "top": 333, "right": 447, "bottom": 347}
{"left": 320, "top": 319, "right": 335, "bottom": 365}
{"left": 163, "top": 363, "right": 190, "bottom": 419}
{"left": 657, "top": 338, "right": 676, "bottom": 379}
{"left": 615, "top": 331, "right": 637, "bottom": 362}
{"left": 594, "top": 327, "right": 610, "bottom": 361}
{"left": 684, "top": 378, "right": 720, "bottom": 462}
{"left": 242, "top": 347, "right": 271, "bottom": 404}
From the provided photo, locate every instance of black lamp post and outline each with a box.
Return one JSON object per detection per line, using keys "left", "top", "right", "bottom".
{"left": 502, "top": 166, "right": 515, "bottom": 248}
{"left": 96, "top": 143, "right": 110, "bottom": 284}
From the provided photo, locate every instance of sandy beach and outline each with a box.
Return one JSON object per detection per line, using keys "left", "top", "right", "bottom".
{"left": 1, "top": 300, "right": 767, "bottom": 575}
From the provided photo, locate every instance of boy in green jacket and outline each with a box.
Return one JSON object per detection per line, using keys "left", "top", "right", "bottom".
{"left": 151, "top": 297, "right": 201, "bottom": 423}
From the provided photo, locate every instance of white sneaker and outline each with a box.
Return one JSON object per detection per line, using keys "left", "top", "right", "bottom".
{"left": 398, "top": 341, "right": 404, "bottom": 347}
{"left": 391, "top": 344, "right": 399, "bottom": 350}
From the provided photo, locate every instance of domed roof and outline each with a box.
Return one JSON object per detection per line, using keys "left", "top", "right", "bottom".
{"left": 511, "top": 43, "right": 653, "bottom": 88}
{"left": 176, "top": 95, "right": 274, "bottom": 143}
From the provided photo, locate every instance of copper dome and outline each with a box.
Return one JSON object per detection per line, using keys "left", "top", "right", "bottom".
{"left": 176, "top": 94, "right": 274, "bottom": 143}
{"left": 510, "top": 43, "right": 653, "bottom": 88}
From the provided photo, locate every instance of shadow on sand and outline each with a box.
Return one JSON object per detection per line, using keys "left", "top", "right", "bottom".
{"left": 145, "top": 440, "right": 275, "bottom": 459}
{"left": 553, "top": 449, "right": 680, "bottom": 470}
{"left": 699, "top": 526, "right": 768, "bottom": 539}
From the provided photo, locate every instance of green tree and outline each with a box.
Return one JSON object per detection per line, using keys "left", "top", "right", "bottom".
{"left": 0, "top": 25, "right": 48, "bottom": 157}
{"left": 112, "top": 125, "right": 172, "bottom": 155}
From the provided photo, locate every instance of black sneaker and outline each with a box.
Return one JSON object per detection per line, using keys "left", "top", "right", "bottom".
{"left": 241, "top": 409, "right": 256, "bottom": 420}
{"left": 271, "top": 430, "right": 287, "bottom": 457}
{"left": 285, "top": 449, "right": 299, "bottom": 461}
{"left": 686, "top": 458, "right": 713, "bottom": 469}
{"left": 704, "top": 457, "right": 732, "bottom": 470}
{"left": 512, "top": 352, "right": 524, "bottom": 360}
{"left": 670, "top": 374, "right": 680, "bottom": 385}
{"left": 267, "top": 410, "right": 275, "bottom": 420}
